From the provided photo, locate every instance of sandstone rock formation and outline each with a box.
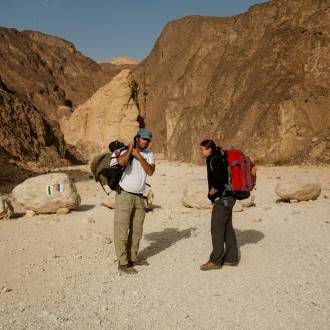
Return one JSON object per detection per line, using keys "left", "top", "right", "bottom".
{"left": 0, "top": 28, "right": 120, "bottom": 121}
{"left": 12, "top": 173, "right": 81, "bottom": 214}
{"left": 275, "top": 182, "right": 321, "bottom": 201}
{"left": 0, "top": 148, "right": 37, "bottom": 194}
{"left": 182, "top": 181, "right": 251, "bottom": 211}
{"left": 0, "top": 82, "right": 74, "bottom": 168}
{"left": 0, "top": 27, "right": 121, "bottom": 169}
{"left": 107, "top": 57, "right": 140, "bottom": 65}
{"left": 61, "top": 69, "right": 140, "bottom": 160}
{"left": 132, "top": 0, "right": 330, "bottom": 164}
{"left": 182, "top": 182, "right": 211, "bottom": 209}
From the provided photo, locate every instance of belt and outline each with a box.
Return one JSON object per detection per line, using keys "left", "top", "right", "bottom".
{"left": 120, "top": 187, "right": 143, "bottom": 197}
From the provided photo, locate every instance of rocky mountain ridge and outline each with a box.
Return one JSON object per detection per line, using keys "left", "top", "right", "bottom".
{"left": 131, "top": 0, "right": 330, "bottom": 164}
{"left": 1, "top": 0, "right": 330, "bottom": 172}
{"left": 0, "top": 27, "right": 125, "bottom": 169}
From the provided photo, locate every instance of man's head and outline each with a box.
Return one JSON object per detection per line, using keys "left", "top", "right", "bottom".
{"left": 200, "top": 139, "right": 216, "bottom": 158}
{"left": 135, "top": 128, "right": 152, "bottom": 150}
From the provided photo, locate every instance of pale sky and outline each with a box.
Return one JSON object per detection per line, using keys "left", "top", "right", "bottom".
{"left": 0, "top": 0, "right": 267, "bottom": 61}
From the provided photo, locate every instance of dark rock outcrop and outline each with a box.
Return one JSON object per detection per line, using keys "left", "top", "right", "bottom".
{"left": 0, "top": 28, "right": 122, "bottom": 121}
{"left": 0, "top": 27, "right": 124, "bottom": 168}
{"left": 132, "top": 0, "right": 330, "bottom": 164}
{"left": 0, "top": 81, "right": 73, "bottom": 167}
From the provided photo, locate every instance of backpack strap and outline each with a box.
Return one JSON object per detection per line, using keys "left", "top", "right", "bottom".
{"left": 223, "top": 149, "right": 232, "bottom": 192}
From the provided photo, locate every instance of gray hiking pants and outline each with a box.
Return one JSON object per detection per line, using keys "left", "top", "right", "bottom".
{"left": 209, "top": 196, "right": 239, "bottom": 265}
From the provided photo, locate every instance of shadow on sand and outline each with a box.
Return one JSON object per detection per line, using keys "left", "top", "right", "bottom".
{"left": 139, "top": 227, "right": 196, "bottom": 260}
{"left": 148, "top": 204, "right": 162, "bottom": 211}
{"left": 75, "top": 204, "right": 96, "bottom": 212}
{"left": 237, "top": 229, "right": 264, "bottom": 246}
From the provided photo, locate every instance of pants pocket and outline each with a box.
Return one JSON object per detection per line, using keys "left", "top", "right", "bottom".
{"left": 223, "top": 196, "right": 236, "bottom": 209}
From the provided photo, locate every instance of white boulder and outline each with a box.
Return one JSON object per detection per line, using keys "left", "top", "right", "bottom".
{"left": 182, "top": 183, "right": 211, "bottom": 209}
{"left": 239, "top": 193, "right": 256, "bottom": 208}
{"left": 233, "top": 203, "right": 244, "bottom": 212}
{"left": 12, "top": 173, "right": 81, "bottom": 214}
{"left": 25, "top": 210, "right": 36, "bottom": 218}
{"left": 56, "top": 207, "right": 70, "bottom": 215}
{"left": 101, "top": 193, "right": 116, "bottom": 209}
{"left": 182, "top": 182, "right": 248, "bottom": 211}
{"left": 275, "top": 182, "right": 321, "bottom": 201}
{"left": 145, "top": 188, "right": 154, "bottom": 211}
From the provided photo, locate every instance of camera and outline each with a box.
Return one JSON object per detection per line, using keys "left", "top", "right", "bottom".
{"left": 108, "top": 140, "right": 127, "bottom": 153}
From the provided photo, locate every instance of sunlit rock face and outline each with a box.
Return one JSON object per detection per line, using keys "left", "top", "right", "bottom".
{"left": 61, "top": 70, "right": 140, "bottom": 161}
{"left": 0, "top": 27, "right": 119, "bottom": 166}
{"left": 132, "top": 0, "right": 330, "bottom": 164}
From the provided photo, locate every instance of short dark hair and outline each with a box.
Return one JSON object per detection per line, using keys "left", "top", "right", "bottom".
{"left": 200, "top": 139, "right": 216, "bottom": 152}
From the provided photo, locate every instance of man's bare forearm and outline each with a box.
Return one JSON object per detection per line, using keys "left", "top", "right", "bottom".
{"left": 132, "top": 149, "right": 155, "bottom": 176}
{"left": 118, "top": 148, "right": 132, "bottom": 166}
{"left": 138, "top": 156, "right": 155, "bottom": 176}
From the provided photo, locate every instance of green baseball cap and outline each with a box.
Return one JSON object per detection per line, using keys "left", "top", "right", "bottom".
{"left": 137, "top": 128, "right": 152, "bottom": 140}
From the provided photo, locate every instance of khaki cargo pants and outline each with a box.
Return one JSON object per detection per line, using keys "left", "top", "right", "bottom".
{"left": 114, "top": 191, "right": 146, "bottom": 266}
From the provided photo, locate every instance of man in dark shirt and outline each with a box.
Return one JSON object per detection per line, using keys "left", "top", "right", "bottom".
{"left": 199, "top": 139, "right": 239, "bottom": 270}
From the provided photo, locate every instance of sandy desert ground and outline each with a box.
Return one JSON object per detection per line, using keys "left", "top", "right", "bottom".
{"left": 0, "top": 160, "right": 329, "bottom": 329}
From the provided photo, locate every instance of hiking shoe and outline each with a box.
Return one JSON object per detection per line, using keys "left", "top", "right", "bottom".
{"left": 128, "top": 259, "right": 149, "bottom": 267}
{"left": 200, "top": 261, "right": 221, "bottom": 271}
{"left": 222, "top": 261, "right": 239, "bottom": 267}
{"left": 118, "top": 264, "right": 138, "bottom": 274}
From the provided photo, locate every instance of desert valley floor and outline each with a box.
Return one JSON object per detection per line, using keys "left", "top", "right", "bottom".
{"left": 0, "top": 161, "right": 329, "bottom": 329}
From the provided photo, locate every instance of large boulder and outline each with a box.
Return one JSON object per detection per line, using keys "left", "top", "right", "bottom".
{"left": 12, "top": 173, "right": 81, "bottom": 214}
{"left": 239, "top": 193, "right": 256, "bottom": 208}
{"left": 182, "top": 181, "right": 251, "bottom": 211}
{"left": 60, "top": 69, "right": 140, "bottom": 161}
{"left": 182, "top": 181, "right": 211, "bottom": 209}
{"left": 101, "top": 193, "right": 116, "bottom": 209}
{"left": 275, "top": 182, "right": 321, "bottom": 201}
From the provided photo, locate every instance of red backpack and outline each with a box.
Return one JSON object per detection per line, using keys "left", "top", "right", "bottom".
{"left": 225, "top": 149, "right": 256, "bottom": 200}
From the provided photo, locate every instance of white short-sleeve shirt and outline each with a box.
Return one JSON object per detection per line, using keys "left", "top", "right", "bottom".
{"left": 114, "top": 149, "right": 155, "bottom": 194}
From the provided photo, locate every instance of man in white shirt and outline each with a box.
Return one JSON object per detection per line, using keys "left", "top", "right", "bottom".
{"left": 114, "top": 128, "right": 155, "bottom": 275}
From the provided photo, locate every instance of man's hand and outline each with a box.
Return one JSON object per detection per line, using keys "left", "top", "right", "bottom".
{"left": 209, "top": 187, "right": 218, "bottom": 196}
{"left": 127, "top": 142, "right": 134, "bottom": 152}
{"left": 117, "top": 142, "right": 133, "bottom": 166}
{"left": 132, "top": 148, "right": 142, "bottom": 160}
{"left": 119, "top": 142, "right": 155, "bottom": 176}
